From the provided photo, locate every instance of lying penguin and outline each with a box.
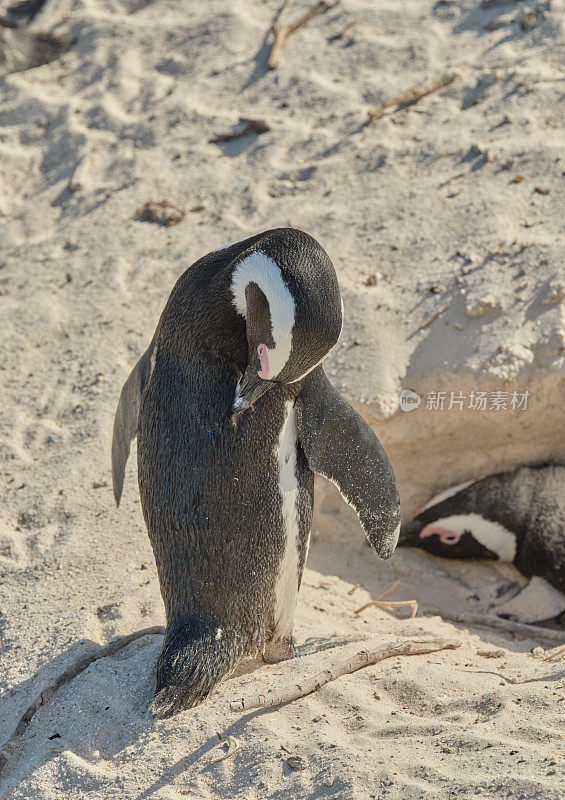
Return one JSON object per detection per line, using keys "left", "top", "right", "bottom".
{"left": 112, "top": 227, "right": 401, "bottom": 717}
{"left": 399, "top": 464, "right": 564, "bottom": 593}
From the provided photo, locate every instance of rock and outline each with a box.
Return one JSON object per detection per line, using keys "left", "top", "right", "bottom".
{"left": 519, "top": 10, "right": 538, "bottom": 31}
{"left": 484, "top": 14, "right": 513, "bottom": 31}
{"left": 320, "top": 262, "right": 564, "bottom": 522}
{"left": 465, "top": 294, "right": 500, "bottom": 318}
{"left": 541, "top": 281, "right": 565, "bottom": 306}
{"left": 0, "top": 26, "right": 66, "bottom": 78}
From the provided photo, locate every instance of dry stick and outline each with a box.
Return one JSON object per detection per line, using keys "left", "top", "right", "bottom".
{"left": 230, "top": 638, "right": 460, "bottom": 711}
{"left": 268, "top": 0, "right": 331, "bottom": 69}
{"left": 416, "top": 303, "right": 449, "bottom": 333}
{"left": 209, "top": 119, "right": 270, "bottom": 143}
{"left": 365, "top": 72, "right": 459, "bottom": 127}
{"left": 375, "top": 578, "right": 401, "bottom": 602}
{"left": 0, "top": 626, "right": 165, "bottom": 776}
{"left": 355, "top": 599, "right": 418, "bottom": 619}
{"left": 354, "top": 579, "right": 416, "bottom": 618}
{"left": 209, "top": 735, "right": 240, "bottom": 764}
{"left": 438, "top": 171, "right": 466, "bottom": 189}
{"left": 533, "top": 645, "right": 565, "bottom": 662}
{"left": 545, "top": 645, "right": 565, "bottom": 661}
{"left": 436, "top": 611, "right": 565, "bottom": 644}
{"left": 330, "top": 17, "right": 359, "bottom": 40}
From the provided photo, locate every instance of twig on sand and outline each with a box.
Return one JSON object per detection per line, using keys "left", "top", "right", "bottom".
{"left": 436, "top": 611, "right": 565, "bottom": 644}
{"left": 364, "top": 72, "right": 459, "bottom": 127}
{"left": 354, "top": 580, "right": 417, "bottom": 618}
{"left": 329, "top": 17, "right": 359, "bottom": 41}
{"left": 532, "top": 645, "right": 565, "bottom": 661}
{"left": 210, "top": 735, "right": 240, "bottom": 764}
{"left": 438, "top": 171, "right": 466, "bottom": 189}
{"left": 229, "top": 638, "right": 460, "bottom": 711}
{"left": 376, "top": 579, "right": 401, "bottom": 602}
{"left": 268, "top": 0, "right": 333, "bottom": 70}
{"left": 355, "top": 599, "right": 418, "bottom": 618}
{"left": 209, "top": 118, "right": 271, "bottom": 143}
{"left": 0, "top": 626, "right": 165, "bottom": 777}
{"left": 415, "top": 303, "right": 449, "bottom": 333}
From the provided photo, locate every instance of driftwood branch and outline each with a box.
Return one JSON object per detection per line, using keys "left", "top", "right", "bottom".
{"left": 437, "top": 611, "right": 565, "bottom": 644}
{"left": 268, "top": 0, "right": 332, "bottom": 69}
{"left": 230, "top": 637, "right": 460, "bottom": 711}
{"left": 0, "top": 626, "right": 165, "bottom": 776}
{"left": 365, "top": 72, "right": 459, "bottom": 127}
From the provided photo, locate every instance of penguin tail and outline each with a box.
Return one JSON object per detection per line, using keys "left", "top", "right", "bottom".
{"left": 151, "top": 613, "right": 238, "bottom": 718}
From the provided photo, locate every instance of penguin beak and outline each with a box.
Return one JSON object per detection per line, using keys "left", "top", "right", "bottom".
{"left": 231, "top": 366, "right": 273, "bottom": 415}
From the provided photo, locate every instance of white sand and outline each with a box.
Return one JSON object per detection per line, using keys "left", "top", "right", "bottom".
{"left": 0, "top": 0, "right": 564, "bottom": 797}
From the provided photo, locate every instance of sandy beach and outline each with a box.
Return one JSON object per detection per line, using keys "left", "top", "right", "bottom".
{"left": 1, "top": 0, "right": 564, "bottom": 797}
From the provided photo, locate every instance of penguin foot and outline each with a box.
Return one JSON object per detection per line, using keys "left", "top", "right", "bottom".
{"left": 263, "top": 636, "right": 296, "bottom": 664}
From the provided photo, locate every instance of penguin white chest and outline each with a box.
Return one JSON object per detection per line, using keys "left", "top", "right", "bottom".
{"left": 273, "top": 401, "right": 300, "bottom": 638}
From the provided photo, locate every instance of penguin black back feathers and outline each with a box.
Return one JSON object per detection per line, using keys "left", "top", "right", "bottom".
{"left": 399, "top": 464, "right": 564, "bottom": 592}
{"left": 112, "top": 228, "right": 401, "bottom": 716}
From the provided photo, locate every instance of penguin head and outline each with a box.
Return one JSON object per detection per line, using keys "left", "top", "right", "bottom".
{"left": 229, "top": 229, "right": 342, "bottom": 414}
{"left": 399, "top": 480, "right": 518, "bottom": 562}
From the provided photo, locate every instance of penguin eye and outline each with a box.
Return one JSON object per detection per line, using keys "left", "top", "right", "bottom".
{"left": 257, "top": 344, "right": 270, "bottom": 379}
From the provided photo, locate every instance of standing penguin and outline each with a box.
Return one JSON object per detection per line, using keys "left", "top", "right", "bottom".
{"left": 399, "top": 464, "right": 564, "bottom": 592}
{"left": 112, "top": 228, "right": 401, "bottom": 717}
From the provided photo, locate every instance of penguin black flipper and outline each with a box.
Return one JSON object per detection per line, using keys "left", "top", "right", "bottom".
{"left": 111, "top": 338, "right": 156, "bottom": 506}
{"left": 298, "top": 366, "right": 401, "bottom": 559}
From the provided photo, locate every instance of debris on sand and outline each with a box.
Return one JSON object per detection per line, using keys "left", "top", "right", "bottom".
{"left": 0, "top": 25, "right": 65, "bottom": 78}
{"left": 135, "top": 200, "right": 186, "bottom": 227}
{"left": 209, "top": 118, "right": 271, "bottom": 144}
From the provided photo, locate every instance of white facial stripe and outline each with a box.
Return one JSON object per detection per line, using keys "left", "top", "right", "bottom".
{"left": 231, "top": 252, "right": 295, "bottom": 378}
{"left": 430, "top": 513, "right": 516, "bottom": 561}
{"left": 421, "top": 481, "right": 474, "bottom": 512}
